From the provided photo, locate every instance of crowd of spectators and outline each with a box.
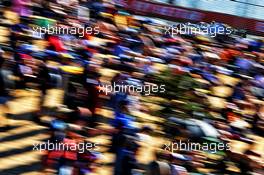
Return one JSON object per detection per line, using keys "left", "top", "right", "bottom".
{"left": 0, "top": 0, "right": 263, "bottom": 175}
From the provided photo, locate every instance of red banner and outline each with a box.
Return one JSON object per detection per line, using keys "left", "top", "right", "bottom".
{"left": 114, "top": 0, "right": 264, "bottom": 35}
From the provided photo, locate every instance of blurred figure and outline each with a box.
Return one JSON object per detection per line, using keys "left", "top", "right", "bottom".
{"left": 114, "top": 140, "right": 140, "bottom": 175}
{"left": 0, "top": 49, "right": 10, "bottom": 131}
